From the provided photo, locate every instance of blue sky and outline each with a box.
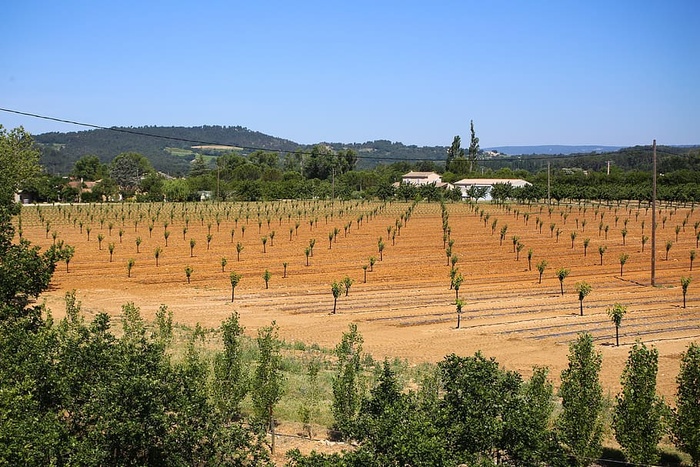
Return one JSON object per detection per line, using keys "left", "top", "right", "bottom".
{"left": 2, "top": 1, "right": 698, "bottom": 147}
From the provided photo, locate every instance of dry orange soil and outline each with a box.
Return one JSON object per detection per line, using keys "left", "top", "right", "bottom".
{"left": 20, "top": 200, "right": 699, "bottom": 404}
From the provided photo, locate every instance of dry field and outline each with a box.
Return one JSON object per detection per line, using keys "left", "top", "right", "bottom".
{"left": 17, "top": 199, "right": 700, "bottom": 403}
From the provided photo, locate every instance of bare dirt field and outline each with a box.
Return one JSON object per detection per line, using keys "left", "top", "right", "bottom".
{"left": 20, "top": 199, "right": 699, "bottom": 404}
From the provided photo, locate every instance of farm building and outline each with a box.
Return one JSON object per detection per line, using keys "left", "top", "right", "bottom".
{"left": 453, "top": 178, "right": 530, "bottom": 201}
{"left": 401, "top": 171, "right": 442, "bottom": 186}
{"left": 399, "top": 171, "right": 453, "bottom": 190}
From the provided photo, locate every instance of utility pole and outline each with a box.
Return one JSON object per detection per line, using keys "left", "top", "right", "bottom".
{"left": 651, "top": 140, "right": 657, "bottom": 286}
{"left": 606, "top": 160, "right": 612, "bottom": 175}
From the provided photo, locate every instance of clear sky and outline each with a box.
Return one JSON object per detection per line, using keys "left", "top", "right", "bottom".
{"left": 2, "top": 1, "right": 698, "bottom": 148}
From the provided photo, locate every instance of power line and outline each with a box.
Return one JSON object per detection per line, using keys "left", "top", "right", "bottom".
{"left": 0, "top": 106, "right": 682, "bottom": 164}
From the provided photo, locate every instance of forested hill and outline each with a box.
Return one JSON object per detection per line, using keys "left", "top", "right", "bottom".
{"left": 33, "top": 124, "right": 699, "bottom": 177}
{"left": 35, "top": 125, "right": 453, "bottom": 176}
{"left": 35, "top": 125, "right": 302, "bottom": 176}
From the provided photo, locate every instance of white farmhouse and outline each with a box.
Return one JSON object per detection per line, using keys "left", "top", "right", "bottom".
{"left": 453, "top": 178, "right": 530, "bottom": 201}
{"left": 401, "top": 171, "right": 442, "bottom": 186}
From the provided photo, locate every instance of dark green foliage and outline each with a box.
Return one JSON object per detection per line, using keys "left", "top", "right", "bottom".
{"left": 109, "top": 152, "right": 155, "bottom": 194}
{"left": 502, "top": 366, "right": 566, "bottom": 466}
{"left": 446, "top": 135, "right": 464, "bottom": 170}
{"left": 0, "top": 125, "right": 41, "bottom": 205}
{"left": 438, "top": 352, "right": 519, "bottom": 462}
{"left": 557, "top": 333, "right": 605, "bottom": 467}
{"left": 673, "top": 343, "right": 700, "bottom": 467}
{"left": 252, "top": 321, "right": 285, "bottom": 454}
{"left": 213, "top": 312, "right": 249, "bottom": 420}
{"left": 613, "top": 341, "right": 667, "bottom": 465}
{"left": 353, "top": 360, "right": 453, "bottom": 466}
{"left": 286, "top": 447, "right": 380, "bottom": 467}
{"left": 0, "top": 238, "right": 58, "bottom": 312}
{"left": 0, "top": 293, "right": 271, "bottom": 466}
{"left": 331, "top": 324, "right": 364, "bottom": 440}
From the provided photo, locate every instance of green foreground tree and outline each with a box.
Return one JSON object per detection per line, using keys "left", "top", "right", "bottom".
{"left": 673, "top": 342, "right": 700, "bottom": 467}
{"left": 252, "top": 321, "right": 285, "bottom": 455}
{"left": 557, "top": 333, "right": 605, "bottom": 466}
{"left": 332, "top": 323, "right": 364, "bottom": 440}
{"left": 613, "top": 341, "right": 667, "bottom": 465}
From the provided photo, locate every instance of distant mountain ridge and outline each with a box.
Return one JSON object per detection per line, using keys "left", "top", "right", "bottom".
{"left": 485, "top": 145, "right": 622, "bottom": 156}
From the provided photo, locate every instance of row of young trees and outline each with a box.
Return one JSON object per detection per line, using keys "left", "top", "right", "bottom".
{"left": 291, "top": 328, "right": 700, "bottom": 467}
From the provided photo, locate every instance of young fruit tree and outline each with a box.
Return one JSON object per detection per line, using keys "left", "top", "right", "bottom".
{"left": 127, "top": 258, "right": 135, "bottom": 277}
{"left": 455, "top": 298, "right": 465, "bottom": 329}
{"left": 575, "top": 281, "right": 592, "bottom": 316}
{"left": 607, "top": 303, "right": 627, "bottom": 347}
{"left": 681, "top": 276, "right": 692, "bottom": 308}
{"left": 613, "top": 341, "right": 667, "bottom": 465}
{"left": 557, "top": 267, "right": 570, "bottom": 296}
{"left": 62, "top": 245, "right": 75, "bottom": 273}
{"left": 262, "top": 269, "right": 271, "bottom": 289}
{"left": 536, "top": 259, "right": 548, "bottom": 284}
{"left": 184, "top": 265, "right": 193, "bottom": 283}
{"left": 342, "top": 276, "right": 354, "bottom": 297}
{"left": 598, "top": 245, "right": 607, "bottom": 265}
{"left": 690, "top": 249, "right": 696, "bottom": 271}
{"left": 229, "top": 271, "right": 242, "bottom": 302}
{"left": 452, "top": 272, "right": 464, "bottom": 301}
{"left": 619, "top": 252, "right": 629, "bottom": 277}
{"left": 331, "top": 281, "right": 343, "bottom": 314}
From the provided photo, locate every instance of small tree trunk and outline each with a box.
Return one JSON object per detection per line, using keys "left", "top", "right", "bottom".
{"left": 231, "top": 288, "right": 235, "bottom": 302}
{"left": 580, "top": 299, "right": 583, "bottom": 316}
{"left": 457, "top": 313, "right": 461, "bottom": 329}
{"left": 333, "top": 298, "right": 337, "bottom": 314}
{"left": 615, "top": 325, "right": 619, "bottom": 347}
{"left": 270, "top": 409, "right": 276, "bottom": 455}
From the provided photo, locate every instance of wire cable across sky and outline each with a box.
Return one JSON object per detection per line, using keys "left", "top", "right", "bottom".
{"left": 0, "top": 107, "right": 664, "bottom": 164}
